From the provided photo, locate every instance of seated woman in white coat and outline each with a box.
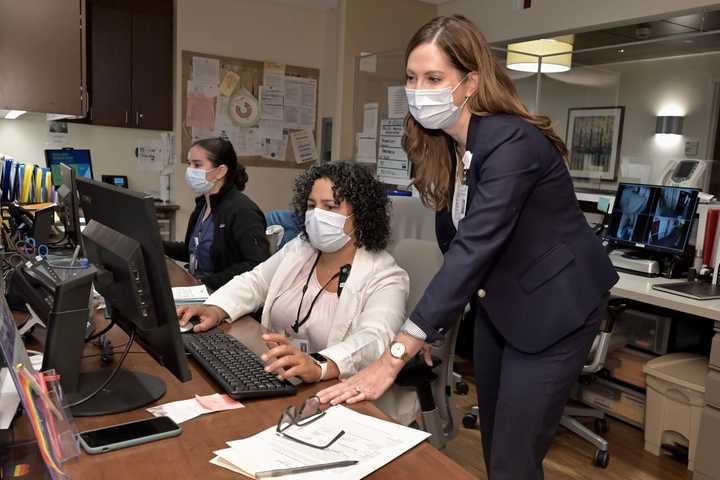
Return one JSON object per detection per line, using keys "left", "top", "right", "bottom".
{"left": 178, "top": 162, "right": 417, "bottom": 424}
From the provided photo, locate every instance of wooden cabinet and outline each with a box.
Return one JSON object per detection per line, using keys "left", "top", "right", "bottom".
{"left": 86, "top": 0, "right": 172, "bottom": 130}
{"left": 0, "top": 0, "right": 87, "bottom": 116}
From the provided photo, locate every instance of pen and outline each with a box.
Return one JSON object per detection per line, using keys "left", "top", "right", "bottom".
{"left": 254, "top": 460, "right": 358, "bottom": 478}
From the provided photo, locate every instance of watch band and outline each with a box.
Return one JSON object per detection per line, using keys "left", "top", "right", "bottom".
{"left": 317, "top": 360, "right": 328, "bottom": 381}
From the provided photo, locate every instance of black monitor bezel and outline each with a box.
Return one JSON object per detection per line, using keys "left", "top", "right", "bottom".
{"left": 76, "top": 177, "right": 191, "bottom": 383}
{"left": 605, "top": 182, "right": 700, "bottom": 255}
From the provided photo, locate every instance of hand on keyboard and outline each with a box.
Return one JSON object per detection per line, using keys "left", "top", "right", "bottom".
{"left": 260, "top": 333, "right": 322, "bottom": 383}
{"left": 177, "top": 304, "right": 227, "bottom": 332}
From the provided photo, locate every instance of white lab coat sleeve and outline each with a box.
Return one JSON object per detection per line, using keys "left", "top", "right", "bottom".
{"left": 204, "top": 238, "right": 294, "bottom": 321}
{"left": 319, "top": 266, "right": 409, "bottom": 377}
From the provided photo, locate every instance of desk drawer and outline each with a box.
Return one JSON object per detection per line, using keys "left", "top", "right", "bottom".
{"left": 710, "top": 333, "right": 720, "bottom": 370}
{"left": 694, "top": 405, "right": 720, "bottom": 479}
{"left": 705, "top": 369, "right": 720, "bottom": 409}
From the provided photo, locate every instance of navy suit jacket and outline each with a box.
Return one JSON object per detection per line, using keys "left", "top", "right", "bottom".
{"left": 409, "top": 114, "right": 619, "bottom": 353}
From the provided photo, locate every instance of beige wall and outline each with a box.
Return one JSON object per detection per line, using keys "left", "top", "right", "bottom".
{"left": 174, "top": 0, "right": 338, "bottom": 236}
{"left": 333, "top": 0, "right": 437, "bottom": 161}
{"left": 0, "top": 114, "right": 166, "bottom": 196}
{"left": 440, "top": 0, "right": 720, "bottom": 43}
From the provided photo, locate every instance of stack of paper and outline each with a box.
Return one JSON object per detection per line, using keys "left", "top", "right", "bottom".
{"left": 147, "top": 393, "right": 243, "bottom": 424}
{"left": 172, "top": 285, "right": 210, "bottom": 305}
{"left": 210, "top": 405, "right": 430, "bottom": 479}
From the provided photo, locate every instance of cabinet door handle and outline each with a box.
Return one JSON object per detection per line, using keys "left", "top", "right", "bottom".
{"left": 124, "top": 111, "right": 128, "bottom": 125}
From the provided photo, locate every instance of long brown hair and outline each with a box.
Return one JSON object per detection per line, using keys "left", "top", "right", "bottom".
{"left": 402, "top": 15, "right": 568, "bottom": 211}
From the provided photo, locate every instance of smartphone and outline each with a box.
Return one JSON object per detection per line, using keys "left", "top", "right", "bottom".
{"left": 78, "top": 416, "right": 182, "bottom": 454}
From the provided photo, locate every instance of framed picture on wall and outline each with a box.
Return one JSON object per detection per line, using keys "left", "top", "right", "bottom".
{"left": 565, "top": 106, "right": 625, "bottom": 180}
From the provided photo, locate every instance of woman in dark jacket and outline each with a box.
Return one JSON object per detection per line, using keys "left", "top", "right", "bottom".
{"left": 318, "top": 15, "right": 618, "bottom": 480}
{"left": 164, "top": 137, "right": 269, "bottom": 291}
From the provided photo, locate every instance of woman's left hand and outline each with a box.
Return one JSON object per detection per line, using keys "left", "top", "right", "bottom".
{"left": 261, "top": 333, "right": 321, "bottom": 383}
{"left": 316, "top": 352, "right": 403, "bottom": 405}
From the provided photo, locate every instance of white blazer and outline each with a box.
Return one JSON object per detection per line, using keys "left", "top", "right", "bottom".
{"left": 205, "top": 237, "right": 419, "bottom": 425}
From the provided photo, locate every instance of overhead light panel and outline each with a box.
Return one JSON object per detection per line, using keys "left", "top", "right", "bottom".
{"left": 506, "top": 35, "right": 574, "bottom": 73}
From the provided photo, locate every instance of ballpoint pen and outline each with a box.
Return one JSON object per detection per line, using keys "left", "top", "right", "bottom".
{"left": 254, "top": 460, "right": 358, "bottom": 478}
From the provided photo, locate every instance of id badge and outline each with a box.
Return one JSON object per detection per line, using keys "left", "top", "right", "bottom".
{"left": 289, "top": 335, "right": 310, "bottom": 354}
{"left": 452, "top": 150, "right": 473, "bottom": 225}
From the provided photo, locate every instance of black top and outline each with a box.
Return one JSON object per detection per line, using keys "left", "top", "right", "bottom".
{"left": 410, "top": 113, "right": 619, "bottom": 353}
{"left": 163, "top": 183, "right": 270, "bottom": 290}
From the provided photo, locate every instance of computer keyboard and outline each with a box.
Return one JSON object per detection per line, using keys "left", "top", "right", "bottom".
{"left": 183, "top": 331, "right": 297, "bottom": 400}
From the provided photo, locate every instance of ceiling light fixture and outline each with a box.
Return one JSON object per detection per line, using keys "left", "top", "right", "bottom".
{"left": 506, "top": 35, "right": 574, "bottom": 73}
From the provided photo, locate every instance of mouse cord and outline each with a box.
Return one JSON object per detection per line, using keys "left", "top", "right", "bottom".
{"left": 66, "top": 327, "right": 135, "bottom": 409}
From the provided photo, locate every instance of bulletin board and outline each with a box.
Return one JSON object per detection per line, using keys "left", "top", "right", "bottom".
{"left": 181, "top": 50, "right": 320, "bottom": 169}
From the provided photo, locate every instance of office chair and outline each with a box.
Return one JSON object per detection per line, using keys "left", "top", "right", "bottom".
{"left": 558, "top": 298, "right": 623, "bottom": 468}
{"left": 391, "top": 238, "right": 461, "bottom": 449}
{"left": 265, "top": 210, "right": 300, "bottom": 250}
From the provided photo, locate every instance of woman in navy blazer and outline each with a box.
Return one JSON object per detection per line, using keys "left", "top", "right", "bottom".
{"left": 319, "top": 15, "right": 618, "bottom": 480}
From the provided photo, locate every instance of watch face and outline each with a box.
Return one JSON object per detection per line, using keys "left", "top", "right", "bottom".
{"left": 310, "top": 352, "right": 326, "bottom": 363}
{"left": 390, "top": 342, "right": 406, "bottom": 359}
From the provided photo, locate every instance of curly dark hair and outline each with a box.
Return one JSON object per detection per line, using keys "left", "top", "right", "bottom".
{"left": 292, "top": 162, "right": 390, "bottom": 251}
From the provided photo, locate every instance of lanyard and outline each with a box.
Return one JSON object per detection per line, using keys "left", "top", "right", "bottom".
{"left": 292, "top": 254, "right": 341, "bottom": 334}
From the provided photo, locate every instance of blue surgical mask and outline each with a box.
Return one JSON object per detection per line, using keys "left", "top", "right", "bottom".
{"left": 185, "top": 167, "right": 216, "bottom": 194}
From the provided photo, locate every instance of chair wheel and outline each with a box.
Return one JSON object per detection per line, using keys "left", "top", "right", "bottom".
{"left": 455, "top": 381, "right": 470, "bottom": 395}
{"left": 462, "top": 413, "right": 478, "bottom": 429}
{"left": 594, "top": 418, "right": 608, "bottom": 434}
{"left": 593, "top": 449, "right": 609, "bottom": 468}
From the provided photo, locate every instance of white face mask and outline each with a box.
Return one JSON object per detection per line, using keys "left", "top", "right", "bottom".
{"left": 304, "top": 208, "right": 352, "bottom": 253}
{"left": 405, "top": 73, "right": 470, "bottom": 130}
{"left": 185, "top": 167, "right": 216, "bottom": 194}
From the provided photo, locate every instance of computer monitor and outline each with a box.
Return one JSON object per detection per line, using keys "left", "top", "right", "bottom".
{"left": 75, "top": 177, "right": 191, "bottom": 415}
{"left": 56, "top": 163, "right": 84, "bottom": 252}
{"left": 101, "top": 174, "right": 129, "bottom": 189}
{"left": 605, "top": 183, "right": 699, "bottom": 255}
{"left": 45, "top": 148, "right": 93, "bottom": 187}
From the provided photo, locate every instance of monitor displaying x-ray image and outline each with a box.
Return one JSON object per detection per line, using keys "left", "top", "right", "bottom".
{"left": 605, "top": 183, "right": 698, "bottom": 255}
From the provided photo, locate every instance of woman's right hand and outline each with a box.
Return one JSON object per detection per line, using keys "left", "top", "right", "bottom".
{"left": 177, "top": 304, "right": 227, "bottom": 332}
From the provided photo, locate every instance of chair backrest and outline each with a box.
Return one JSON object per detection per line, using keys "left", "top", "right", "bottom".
{"left": 390, "top": 238, "right": 444, "bottom": 313}
{"left": 265, "top": 209, "right": 300, "bottom": 250}
{"left": 265, "top": 225, "right": 284, "bottom": 255}
{"left": 388, "top": 196, "right": 436, "bottom": 248}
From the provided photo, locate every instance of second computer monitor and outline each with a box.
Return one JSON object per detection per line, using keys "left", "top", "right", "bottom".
{"left": 45, "top": 148, "right": 94, "bottom": 187}
{"left": 605, "top": 183, "right": 699, "bottom": 255}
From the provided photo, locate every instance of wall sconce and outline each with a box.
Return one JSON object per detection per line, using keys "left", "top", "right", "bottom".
{"left": 655, "top": 116, "right": 684, "bottom": 135}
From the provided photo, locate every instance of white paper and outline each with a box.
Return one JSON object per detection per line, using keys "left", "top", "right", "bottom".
{"left": 259, "top": 120, "right": 284, "bottom": 141}
{"left": 387, "top": 86, "right": 409, "bottom": 119}
{"left": 291, "top": 130, "right": 318, "bottom": 164}
{"left": 235, "top": 128, "right": 263, "bottom": 156}
{"left": 214, "top": 405, "right": 430, "bottom": 480}
{"left": 377, "top": 119, "right": 410, "bottom": 185}
{"left": 187, "top": 80, "right": 219, "bottom": 98}
{"left": 147, "top": 393, "right": 244, "bottom": 425}
{"left": 362, "top": 102, "right": 379, "bottom": 138}
{"left": 263, "top": 63, "right": 286, "bottom": 92}
{"left": 0, "top": 367, "right": 20, "bottom": 429}
{"left": 359, "top": 53, "right": 377, "bottom": 73}
{"left": 284, "top": 77, "right": 316, "bottom": 130}
{"left": 137, "top": 140, "right": 165, "bottom": 171}
{"left": 193, "top": 56, "right": 220, "bottom": 84}
{"left": 356, "top": 134, "right": 377, "bottom": 163}
{"left": 215, "top": 95, "right": 234, "bottom": 132}
{"left": 172, "top": 285, "right": 210, "bottom": 303}
{"left": 260, "top": 86, "right": 284, "bottom": 121}
{"left": 262, "top": 133, "right": 289, "bottom": 162}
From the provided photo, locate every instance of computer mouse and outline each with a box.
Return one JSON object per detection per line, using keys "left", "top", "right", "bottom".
{"left": 179, "top": 316, "right": 201, "bottom": 333}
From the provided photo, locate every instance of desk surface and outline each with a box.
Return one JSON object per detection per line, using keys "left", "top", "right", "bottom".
{"left": 612, "top": 272, "right": 720, "bottom": 321}
{"left": 15, "top": 260, "right": 472, "bottom": 479}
